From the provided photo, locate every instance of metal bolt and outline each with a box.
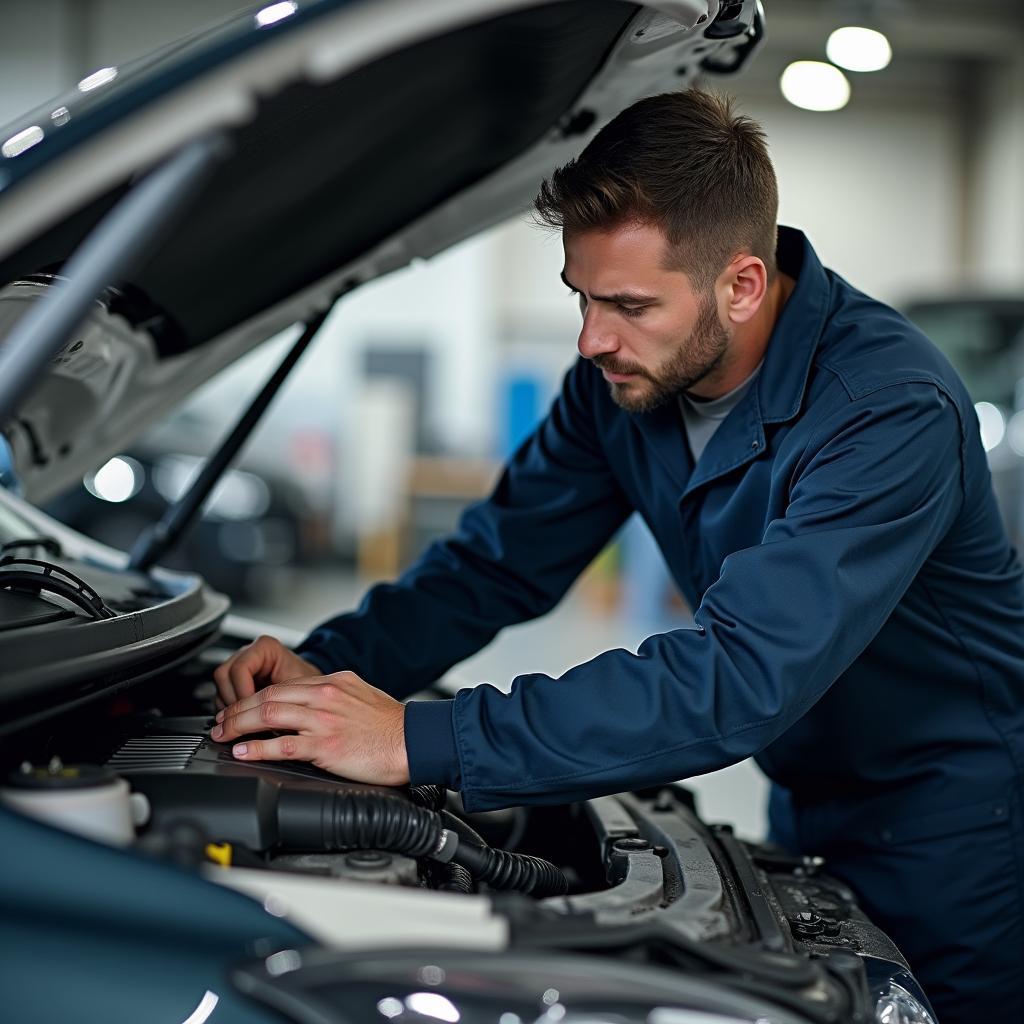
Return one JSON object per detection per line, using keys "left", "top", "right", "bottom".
{"left": 612, "top": 837, "right": 650, "bottom": 853}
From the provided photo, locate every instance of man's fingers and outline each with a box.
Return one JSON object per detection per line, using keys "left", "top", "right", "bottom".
{"left": 231, "top": 734, "right": 317, "bottom": 763}
{"left": 226, "top": 659, "right": 259, "bottom": 703}
{"left": 212, "top": 636, "right": 316, "bottom": 706}
{"left": 214, "top": 639, "right": 281, "bottom": 704}
{"left": 213, "top": 648, "right": 262, "bottom": 705}
{"left": 212, "top": 658, "right": 238, "bottom": 706}
{"left": 215, "top": 678, "right": 326, "bottom": 723}
{"left": 214, "top": 700, "right": 326, "bottom": 742}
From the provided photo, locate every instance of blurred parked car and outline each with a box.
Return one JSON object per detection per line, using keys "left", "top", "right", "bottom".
{"left": 43, "top": 440, "right": 309, "bottom": 603}
{"left": 903, "top": 297, "right": 1024, "bottom": 545}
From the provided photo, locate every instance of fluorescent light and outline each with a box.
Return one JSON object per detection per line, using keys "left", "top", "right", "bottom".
{"left": 2, "top": 126, "right": 44, "bottom": 158}
{"left": 975, "top": 401, "right": 1006, "bottom": 452}
{"left": 827, "top": 26, "right": 892, "bottom": 73}
{"left": 255, "top": 2, "right": 298, "bottom": 27}
{"left": 780, "top": 61, "right": 851, "bottom": 112}
{"left": 78, "top": 67, "right": 117, "bottom": 93}
{"left": 85, "top": 456, "right": 143, "bottom": 503}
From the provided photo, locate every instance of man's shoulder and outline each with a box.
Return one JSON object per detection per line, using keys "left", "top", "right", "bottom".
{"left": 811, "top": 271, "right": 970, "bottom": 413}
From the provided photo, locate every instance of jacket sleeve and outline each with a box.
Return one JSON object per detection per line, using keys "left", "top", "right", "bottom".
{"left": 294, "top": 358, "right": 633, "bottom": 700}
{"left": 434, "top": 381, "right": 967, "bottom": 811}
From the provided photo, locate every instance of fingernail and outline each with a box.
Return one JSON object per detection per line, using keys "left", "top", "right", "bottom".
{"left": 215, "top": 710, "right": 224, "bottom": 723}
{"left": 233, "top": 744, "right": 248, "bottom": 757}
{"left": 211, "top": 725, "right": 223, "bottom": 739}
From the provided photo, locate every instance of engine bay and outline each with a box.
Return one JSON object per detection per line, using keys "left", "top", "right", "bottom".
{"left": 1, "top": 636, "right": 923, "bottom": 1024}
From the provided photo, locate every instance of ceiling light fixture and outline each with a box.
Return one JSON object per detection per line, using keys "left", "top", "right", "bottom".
{"left": 780, "top": 61, "right": 851, "bottom": 112}
{"left": 827, "top": 26, "right": 892, "bottom": 72}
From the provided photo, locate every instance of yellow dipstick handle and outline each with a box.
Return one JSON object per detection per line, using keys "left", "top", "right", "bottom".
{"left": 205, "top": 842, "right": 233, "bottom": 867}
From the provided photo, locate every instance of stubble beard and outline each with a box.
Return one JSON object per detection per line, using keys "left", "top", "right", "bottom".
{"left": 595, "top": 291, "right": 730, "bottom": 414}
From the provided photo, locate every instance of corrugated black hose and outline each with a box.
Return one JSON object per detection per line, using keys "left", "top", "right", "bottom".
{"left": 277, "top": 789, "right": 567, "bottom": 897}
{"left": 438, "top": 863, "right": 475, "bottom": 893}
{"left": 448, "top": 839, "right": 569, "bottom": 897}
{"left": 408, "top": 784, "right": 447, "bottom": 811}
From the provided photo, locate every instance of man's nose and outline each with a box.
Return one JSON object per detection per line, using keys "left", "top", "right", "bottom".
{"left": 577, "top": 309, "right": 619, "bottom": 361}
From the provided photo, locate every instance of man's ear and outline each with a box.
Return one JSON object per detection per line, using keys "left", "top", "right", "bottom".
{"left": 720, "top": 255, "right": 768, "bottom": 325}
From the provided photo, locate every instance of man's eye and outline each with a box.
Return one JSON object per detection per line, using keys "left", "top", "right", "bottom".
{"left": 619, "top": 305, "right": 645, "bottom": 319}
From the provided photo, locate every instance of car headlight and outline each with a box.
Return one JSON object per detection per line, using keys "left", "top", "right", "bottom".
{"left": 875, "top": 981, "right": 936, "bottom": 1024}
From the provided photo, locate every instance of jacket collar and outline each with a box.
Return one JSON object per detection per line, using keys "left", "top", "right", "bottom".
{"left": 756, "top": 225, "right": 830, "bottom": 424}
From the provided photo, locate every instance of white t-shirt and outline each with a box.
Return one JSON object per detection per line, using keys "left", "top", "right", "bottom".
{"left": 678, "top": 362, "right": 763, "bottom": 463}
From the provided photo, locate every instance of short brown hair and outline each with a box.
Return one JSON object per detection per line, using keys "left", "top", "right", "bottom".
{"left": 534, "top": 89, "right": 778, "bottom": 290}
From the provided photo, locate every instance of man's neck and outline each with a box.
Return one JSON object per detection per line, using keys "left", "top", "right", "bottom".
{"left": 687, "top": 270, "right": 796, "bottom": 400}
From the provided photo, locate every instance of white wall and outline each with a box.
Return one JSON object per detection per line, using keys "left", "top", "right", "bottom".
{"left": 965, "top": 55, "right": 1024, "bottom": 289}
{"left": 744, "top": 98, "right": 963, "bottom": 305}
{"left": 0, "top": 0, "right": 80, "bottom": 126}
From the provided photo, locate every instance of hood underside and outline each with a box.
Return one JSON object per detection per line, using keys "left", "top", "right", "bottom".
{"left": 0, "top": 0, "right": 762, "bottom": 501}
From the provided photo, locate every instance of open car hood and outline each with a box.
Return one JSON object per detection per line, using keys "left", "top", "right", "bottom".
{"left": 0, "top": 0, "right": 762, "bottom": 502}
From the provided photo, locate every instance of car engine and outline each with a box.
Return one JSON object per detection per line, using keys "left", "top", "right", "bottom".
{"left": 0, "top": 636, "right": 936, "bottom": 1024}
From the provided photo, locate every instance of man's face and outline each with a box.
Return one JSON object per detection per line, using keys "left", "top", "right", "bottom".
{"left": 561, "top": 222, "right": 729, "bottom": 412}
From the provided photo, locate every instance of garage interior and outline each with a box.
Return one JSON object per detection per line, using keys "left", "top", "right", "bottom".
{"left": 2, "top": 0, "right": 1022, "bottom": 840}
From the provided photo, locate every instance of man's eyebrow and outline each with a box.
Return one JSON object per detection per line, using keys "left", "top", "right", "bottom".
{"left": 559, "top": 269, "right": 658, "bottom": 305}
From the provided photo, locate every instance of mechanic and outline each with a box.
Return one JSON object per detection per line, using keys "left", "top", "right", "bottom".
{"left": 212, "top": 90, "right": 1024, "bottom": 1022}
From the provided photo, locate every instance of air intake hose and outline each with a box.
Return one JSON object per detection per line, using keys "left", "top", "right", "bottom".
{"left": 447, "top": 841, "right": 569, "bottom": 898}
{"left": 408, "top": 784, "right": 447, "bottom": 812}
{"left": 277, "top": 789, "right": 567, "bottom": 897}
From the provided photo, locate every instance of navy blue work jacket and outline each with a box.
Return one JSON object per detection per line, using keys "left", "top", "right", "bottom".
{"left": 298, "top": 227, "right": 1024, "bottom": 825}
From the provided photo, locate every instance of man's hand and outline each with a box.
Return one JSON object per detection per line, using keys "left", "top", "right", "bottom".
{"left": 210, "top": 670, "right": 410, "bottom": 786}
{"left": 213, "top": 635, "right": 318, "bottom": 708}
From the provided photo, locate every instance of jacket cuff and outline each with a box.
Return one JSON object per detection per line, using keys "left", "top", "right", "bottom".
{"left": 404, "top": 699, "right": 460, "bottom": 789}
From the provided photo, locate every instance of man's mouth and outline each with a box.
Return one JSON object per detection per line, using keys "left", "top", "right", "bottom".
{"left": 601, "top": 368, "right": 639, "bottom": 384}
{"left": 593, "top": 356, "right": 647, "bottom": 384}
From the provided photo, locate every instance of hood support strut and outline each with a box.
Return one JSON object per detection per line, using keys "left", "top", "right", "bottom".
{"left": 0, "top": 135, "right": 225, "bottom": 432}
{"left": 127, "top": 304, "right": 335, "bottom": 574}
